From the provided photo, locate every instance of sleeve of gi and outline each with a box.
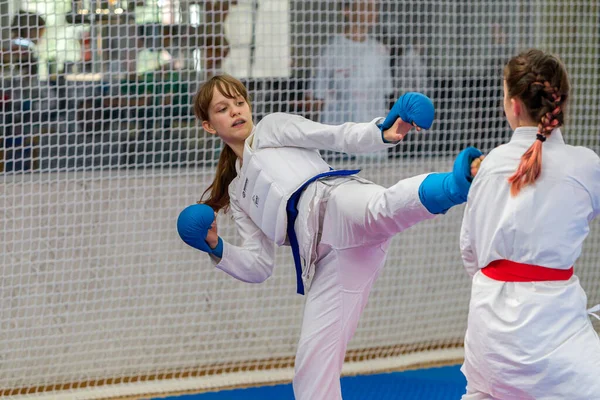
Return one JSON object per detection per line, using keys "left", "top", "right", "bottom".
{"left": 252, "top": 112, "right": 397, "bottom": 154}
{"left": 577, "top": 148, "right": 600, "bottom": 220}
{"left": 460, "top": 200, "right": 479, "bottom": 277}
{"left": 210, "top": 199, "right": 276, "bottom": 284}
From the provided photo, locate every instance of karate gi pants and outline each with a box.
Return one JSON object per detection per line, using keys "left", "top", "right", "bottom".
{"left": 292, "top": 176, "right": 434, "bottom": 400}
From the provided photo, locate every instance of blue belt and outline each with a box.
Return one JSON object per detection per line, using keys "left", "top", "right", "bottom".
{"left": 286, "top": 169, "right": 360, "bottom": 295}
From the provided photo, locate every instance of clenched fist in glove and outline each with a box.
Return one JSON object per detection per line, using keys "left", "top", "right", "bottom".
{"left": 418, "top": 147, "right": 484, "bottom": 214}
{"left": 379, "top": 92, "right": 435, "bottom": 143}
{"left": 177, "top": 203, "right": 223, "bottom": 257}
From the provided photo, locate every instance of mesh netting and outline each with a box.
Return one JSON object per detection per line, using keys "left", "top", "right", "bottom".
{"left": 0, "top": 0, "right": 598, "bottom": 398}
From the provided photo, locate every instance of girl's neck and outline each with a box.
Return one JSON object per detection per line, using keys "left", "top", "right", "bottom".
{"left": 227, "top": 141, "right": 244, "bottom": 161}
{"left": 515, "top": 112, "right": 537, "bottom": 128}
{"left": 516, "top": 121, "right": 538, "bottom": 129}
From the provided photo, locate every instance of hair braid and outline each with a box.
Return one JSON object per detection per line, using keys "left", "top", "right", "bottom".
{"left": 504, "top": 49, "right": 570, "bottom": 196}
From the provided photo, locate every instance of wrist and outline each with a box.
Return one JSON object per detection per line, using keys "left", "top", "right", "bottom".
{"left": 210, "top": 237, "right": 223, "bottom": 258}
{"left": 380, "top": 127, "right": 393, "bottom": 143}
{"left": 378, "top": 123, "right": 397, "bottom": 144}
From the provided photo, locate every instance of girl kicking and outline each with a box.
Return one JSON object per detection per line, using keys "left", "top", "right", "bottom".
{"left": 178, "top": 74, "right": 482, "bottom": 400}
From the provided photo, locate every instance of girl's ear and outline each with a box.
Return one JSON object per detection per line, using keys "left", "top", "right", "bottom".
{"left": 202, "top": 120, "right": 217, "bottom": 135}
{"left": 511, "top": 97, "right": 523, "bottom": 118}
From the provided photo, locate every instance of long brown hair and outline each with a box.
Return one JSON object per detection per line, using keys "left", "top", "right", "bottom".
{"left": 193, "top": 75, "right": 251, "bottom": 213}
{"left": 505, "top": 49, "right": 570, "bottom": 196}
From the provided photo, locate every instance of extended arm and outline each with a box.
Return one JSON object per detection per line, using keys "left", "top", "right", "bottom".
{"left": 177, "top": 202, "right": 275, "bottom": 283}
{"left": 253, "top": 93, "right": 435, "bottom": 154}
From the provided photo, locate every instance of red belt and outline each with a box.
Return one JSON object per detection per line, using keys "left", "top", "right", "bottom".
{"left": 482, "top": 259, "right": 573, "bottom": 282}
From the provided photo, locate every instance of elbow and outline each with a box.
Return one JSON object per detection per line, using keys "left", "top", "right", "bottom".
{"left": 252, "top": 273, "right": 270, "bottom": 284}
{"left": 464, "top": 262, "right": 479, "bottom": 278}
{"left": 460, "top": 252, "right": 478, "bottom": 277}
{"left": 253, "top": 262, "right": 273, "bottom": 283}
{"left": 239, "top": 257, "right": 273, "bottom": 284}
{"left": 228, "top": 268, "right": 271, "bottom": 284}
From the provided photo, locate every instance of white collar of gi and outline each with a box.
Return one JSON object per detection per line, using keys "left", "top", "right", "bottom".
{"left": 510, "top": 126, "right": 565, "bottom": 145}
{"left": 235, "top": 128, "right": 257, "bottom": 173}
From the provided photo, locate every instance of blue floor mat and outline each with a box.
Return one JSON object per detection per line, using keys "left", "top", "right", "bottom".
{"left": 157, "top": 365, "right": 466, "bottom": 400}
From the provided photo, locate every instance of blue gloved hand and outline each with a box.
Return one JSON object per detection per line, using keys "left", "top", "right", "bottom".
{"left": 177, "top": 204, "right": 221, "bottom": 256}
{"left": 379, "top": 92, "right": 435, "bottom": 132}
{"left": 418, "top": 147, "right": 483, "bottom": 214}
{"left": 452, "top": 146, "right": 483, "bottom": 194}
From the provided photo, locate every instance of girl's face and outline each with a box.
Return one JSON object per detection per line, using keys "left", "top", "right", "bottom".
{"left": 202, "top": 86, "right": 253, "bottom": 146}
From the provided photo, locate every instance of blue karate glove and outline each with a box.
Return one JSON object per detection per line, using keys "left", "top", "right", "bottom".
{"left": 418, "top": 147, "right": 483, "bottom": 214}
{"left": 177, "top": 204, "right": 223, "bottom": 258}
{"left": 379, "top": 92, "right": 435, "bottom": 133}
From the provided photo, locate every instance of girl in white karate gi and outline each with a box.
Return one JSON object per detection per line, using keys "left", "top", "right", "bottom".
{"left": 460, "top": 49, "right": 600, "bottom": 400}
{"left": 178, "top": 74, "right": 482, "bottom": 400}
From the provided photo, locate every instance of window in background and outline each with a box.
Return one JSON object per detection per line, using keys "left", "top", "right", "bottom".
{"left": 189, "top": 3, "right": 201, "bottom": 27}
{"left": 189, "top": 3, "right": 202, "bottom": 72}
{"left": 134, "top": 0, "right": 159, "bottom": 24}
{"left": 158, "top": 0, "right": 180, "bottom": 24}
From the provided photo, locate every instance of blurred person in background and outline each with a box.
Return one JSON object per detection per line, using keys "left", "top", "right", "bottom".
{"left": 0, "top": 10, "right": 49, "bottom": 172}
{"left": 307, "top": 0, "right": 392, "bottom": 126}
{"left": 305, "top": 0, "right": 392, "bottom": 161}
{"left": 2, "top": 10, "right": 46, "bottom": 77}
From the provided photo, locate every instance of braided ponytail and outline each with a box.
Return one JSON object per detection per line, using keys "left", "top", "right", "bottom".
{"left": 504, "top": 50, "right": 570, "bottom": 196}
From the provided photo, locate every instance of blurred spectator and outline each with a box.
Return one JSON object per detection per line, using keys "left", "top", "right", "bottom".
{"left": 1, "top": 10, "right": 46, "bottom": 77}
{"left": 307, "top": 0, "right": 392, "bottom": 126}
{"left": 0, "top": 10, "right": 50, "bottom": 172}
{"left": 383, "top": 34, "right": 431, "bottom": 159}
{"left": 299, "top": 0, "right": 392, "bottom": 162}
{"left": 393, "top": 36, "right": 430, "bottom": 96}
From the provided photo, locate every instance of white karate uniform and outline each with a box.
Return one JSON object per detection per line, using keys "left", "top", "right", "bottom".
{"left": 460, "top": 127, "right": 600, "bottom": 400}
{"left": 211, "top": 113, "right": 436, "bottom": 400}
